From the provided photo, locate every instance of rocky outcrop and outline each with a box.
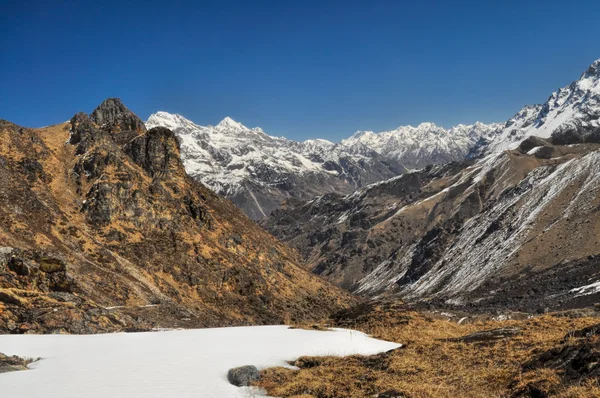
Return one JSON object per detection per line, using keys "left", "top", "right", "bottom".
{"left": 0, "top": 100, "right": 351, "bottom": 334}
{"left": 0, "top": 353, "right": 36, "bottom": 374}
{"left": 90, "top": 98, "right": 146, "bottom": 145}
{"left": 444, "top": 327, "right": 522, "bottom": 344}
{"left": 513, "top": 322, "right": 600, "bottom": 396}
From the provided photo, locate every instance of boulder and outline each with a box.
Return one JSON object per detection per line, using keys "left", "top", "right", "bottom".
{"left": 227, "top": 365, "right": 260, "bottom": 387}
{"left": 8, "top": 255, "right": 30, "bottom": 276}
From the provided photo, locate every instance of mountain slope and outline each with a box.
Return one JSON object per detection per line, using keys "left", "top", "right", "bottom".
{"left": 265, "top": 140, "right": 600, "bottom": 311}
{"left": 0, "top": 99, "right": 351, "bottom": 334}
{"left": 263, "top": 59, "right": 600, "bottom": 312}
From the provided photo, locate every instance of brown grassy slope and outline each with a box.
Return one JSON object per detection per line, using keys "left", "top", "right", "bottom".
{"left": 257, "top": 302, "right": 600, "bottom": 397}
{"left": 0, "top": 104, "right": 352, "bottom": 333}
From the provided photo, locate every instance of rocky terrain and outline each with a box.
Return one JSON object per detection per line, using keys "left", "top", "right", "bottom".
{"left": 146, "top": 113, "right": 501, "bottom": 219}
{"left": 263, "top": 59, "right": 600, "bottom": 312}
{"left": 0, "top": 99, "right": 351, "bottom": 334}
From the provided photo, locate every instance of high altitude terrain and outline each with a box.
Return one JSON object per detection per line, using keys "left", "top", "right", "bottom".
{"left": 146, "top": 112, "right": 499, "bottom": 219}
{"left": 0, "top": 99, "right": 349, "bottom": 334}
{"left": 264, "top": 59, "right": 600, "bottom": 312}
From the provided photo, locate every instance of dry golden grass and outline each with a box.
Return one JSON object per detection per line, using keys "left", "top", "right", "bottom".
{"left": 257, "top": 305, "right": 600, "bottom": 397}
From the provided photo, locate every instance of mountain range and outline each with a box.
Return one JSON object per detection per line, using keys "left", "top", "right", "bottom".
{"left": 146, "top": 114, "right": 500, "bottom": 219}
{"left": 147, "top": 61, "right": 600, "bottom": 224}
{"left": 263, "top": 58, "right": 600, "bottom": 312}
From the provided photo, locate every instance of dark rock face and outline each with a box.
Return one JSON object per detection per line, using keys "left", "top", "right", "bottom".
{"left": 227, "top": 365, "right": 260, "bottom": 387}
{"left": 518, "top": 136, "right": 551, "bottom": 153}
{"left": 90, "top": 98, "right": 145, "bottom": 146}
{"left": 124, "top": 127, "right": 182, "bottom": 178}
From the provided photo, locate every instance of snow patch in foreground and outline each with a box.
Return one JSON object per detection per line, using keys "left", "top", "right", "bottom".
{"left": 0, "top": 325, "right": 400, "bottom": 398}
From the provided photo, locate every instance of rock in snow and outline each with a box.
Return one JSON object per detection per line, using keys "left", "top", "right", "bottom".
{"left": 227, "top": 365, "right": 260, "bottom": 387}
{"left": 0, "top": 326, "right": 400, "bottom": 398}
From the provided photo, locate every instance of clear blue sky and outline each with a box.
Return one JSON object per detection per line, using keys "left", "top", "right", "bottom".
{"left": 1, "top": 0, "right": 599, "bottom": 141}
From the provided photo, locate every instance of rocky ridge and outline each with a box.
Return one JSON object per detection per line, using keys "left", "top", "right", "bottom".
{"left": 0, "top": 99, "right": 351, "bottom": 334}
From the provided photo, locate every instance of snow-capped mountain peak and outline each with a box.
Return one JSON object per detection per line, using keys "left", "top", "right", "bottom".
{"left": 582, "top": 58, "right": 600, "bottom": 79}
{"left": 486, "top": 58, "right": 600, "bottom": 153}
{"left": 145, "top": 112, "right": 404, "bottom": 219}
{"left": 216, "top": 116, "right": 247, "bottom": 131}
{"left": 146, "top": 111, "right": 200, "bottom": 132}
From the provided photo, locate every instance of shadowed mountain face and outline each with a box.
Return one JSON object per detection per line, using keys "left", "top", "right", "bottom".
{"left": 0, "top": 99, "right": 350, "bottom": 334}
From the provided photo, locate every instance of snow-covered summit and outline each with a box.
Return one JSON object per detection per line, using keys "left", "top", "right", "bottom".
{"left": 146, "top": 111, "right": 200, "bottom": 132}
{"left": 146, "top": 112, "right": 404, "bottom": 219}
{"left": 486, "top": 58, "right": 600, "bottom": 153}
{"left": 216, "top": 116, "right": 247, "bottom": 131}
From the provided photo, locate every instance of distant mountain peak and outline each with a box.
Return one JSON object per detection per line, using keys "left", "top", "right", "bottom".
{"left": 348, "top": 130, "right": 375, "bottom": 140}
{"left": 582, "top": 58, "right": 600, "bottom": 79}
{"left": 217, "top": 116, "right": 246, "bottom": 130}
{"left": 485, "top": 57, "right": 600, "bottom": 153}
{"left": 415, "top": 122, "right": 439, "bottom": 130}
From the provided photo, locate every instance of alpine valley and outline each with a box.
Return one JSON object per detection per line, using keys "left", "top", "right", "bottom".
{"left": 263, "top": 58, "right": 600, "bottom": 313}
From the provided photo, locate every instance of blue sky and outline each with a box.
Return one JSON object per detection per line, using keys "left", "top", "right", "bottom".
{"left": 1, "top": 0, "right": 599, "bottom": 141}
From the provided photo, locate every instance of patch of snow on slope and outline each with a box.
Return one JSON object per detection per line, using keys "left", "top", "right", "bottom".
{"left": 0, "top": 326, "right": 400, "bottom": 398}
{"left": 571, "top": 281, "right": 600, "bottom": 297}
